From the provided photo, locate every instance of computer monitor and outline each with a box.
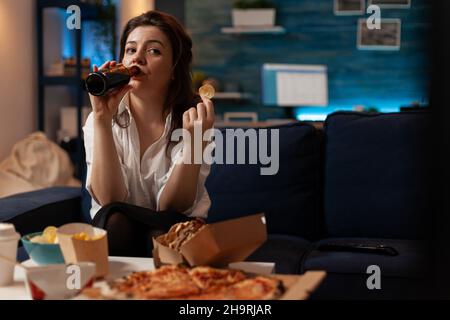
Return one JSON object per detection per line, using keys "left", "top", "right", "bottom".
{"left": 261, "top": 63, "right": 329, "bottom": 107}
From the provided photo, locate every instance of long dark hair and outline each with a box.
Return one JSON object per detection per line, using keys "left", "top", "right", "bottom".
{"left": 118, "top": 10, "right": 197, "bottom": 149}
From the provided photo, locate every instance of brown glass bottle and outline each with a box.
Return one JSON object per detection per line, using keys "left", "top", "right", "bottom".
{"left": 85, "top": 64, "right": 141, "bottom": 96}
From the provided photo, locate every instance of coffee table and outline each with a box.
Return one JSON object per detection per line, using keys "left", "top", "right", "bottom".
{"left": 0, "top": 256, "right": 155, "bottom": 300}
{"left": 0, "top": 257, "right": 325, "bottom": 300}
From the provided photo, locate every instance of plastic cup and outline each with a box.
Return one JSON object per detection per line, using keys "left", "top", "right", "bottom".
{"left": 0, "top": 223, "right": 20, "bottom": 286}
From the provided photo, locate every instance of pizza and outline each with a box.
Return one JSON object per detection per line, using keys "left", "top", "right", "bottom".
{"left": 188, "top": 266, "right": 247, "bottom": 291}
{"left": 228, "top": 276, "right": 283, "bottom": 300}
{"left": 80, "top": 265, "right": 284, "bottom": 300}
{"left": 111, "top": 265, "right": 201, "bottom": 299}
{"left": 156, "top": 219, "right": 205, "bottom": 251}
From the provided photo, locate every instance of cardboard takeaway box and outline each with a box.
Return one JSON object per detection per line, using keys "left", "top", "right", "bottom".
{"left": 153, "top": 213, "right": 267, "bottom": 268}
{"left": 56, "top": 223, "right": 109, "bottom": 278}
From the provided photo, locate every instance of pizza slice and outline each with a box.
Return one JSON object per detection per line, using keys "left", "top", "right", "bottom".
{"left": 111, "top": 265, "right": 201, "bottom": 300}
{"left": 227, "top": 276, "right": 284, "bottom": 300}
{"left": 188, "top": 266, "right": 247, "bottom": 292}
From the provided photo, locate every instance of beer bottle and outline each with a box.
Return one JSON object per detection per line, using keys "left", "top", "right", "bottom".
{"left": 85, "top": 63, "right": 141, "bottom": 96}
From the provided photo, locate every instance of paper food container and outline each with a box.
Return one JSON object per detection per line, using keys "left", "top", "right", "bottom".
{"left": 56, "top": 223, "right": 108, "bottom": 278}
{"left": 153, "top": 213, "right": 267, "bottom": 267}
{"left": 24, "top": 262, "right": 96, "bottom": 300}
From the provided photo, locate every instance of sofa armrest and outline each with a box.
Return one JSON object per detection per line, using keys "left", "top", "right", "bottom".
{"left": 0, "top": 187, "right": 83, "bottom": 237}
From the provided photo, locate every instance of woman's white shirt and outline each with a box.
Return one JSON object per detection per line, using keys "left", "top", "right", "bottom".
{"left": 83, "top": 93, "right": 213, "bottom": 220}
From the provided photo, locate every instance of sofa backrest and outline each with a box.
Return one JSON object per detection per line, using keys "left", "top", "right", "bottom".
{"left": 323, "top": 111, "right": 432, "bottom": 239}
{"left": 205, "top": 122, "right": 324, "bottom": 240}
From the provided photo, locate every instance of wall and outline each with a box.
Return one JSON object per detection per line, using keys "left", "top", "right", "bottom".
{"left": 49, "top": 0, "right": 156, "bottom": 142}
{"left": 0, "top": 0, "right": 158, "bottom": 161}
{"left": 185, "top": 0, "right": 432, "bottom": 120}
{"left": 119, "top": 0, "right": 154, "bottom": 33}
{"left": 0, "top": 0, "right": 36, "bottom": 161}
{"left": 155, "top": 0, "right": 185, "bottom": 25}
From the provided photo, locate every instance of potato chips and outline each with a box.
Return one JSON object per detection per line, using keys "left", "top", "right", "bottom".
{"left": 30, "top": 226, "right": 59, "bottom": 244}
{"left": 43, "top": 226, "right": 58, "bottom": 243}
{"left": 30, "top": 226, "right": 103, "bottom": 244}
{"left": 72, "top": 232, "right": 103, "bottom": 241}
{"left": 199, "top": 84, "right": 215, "bottom": 99}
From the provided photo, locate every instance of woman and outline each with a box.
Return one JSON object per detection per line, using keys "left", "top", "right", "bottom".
{"left": 83, "top": 11, "right": 215, "bottom": 257}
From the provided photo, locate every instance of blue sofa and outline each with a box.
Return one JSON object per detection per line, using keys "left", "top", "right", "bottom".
{"left": 0, "top": 110, "right": 432, "bottom": 299}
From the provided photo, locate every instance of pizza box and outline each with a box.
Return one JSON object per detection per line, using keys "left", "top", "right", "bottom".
{"left": 57, "top": 223, "right": 109, "bottom": 278}
{"left": 153, "top": 213, "right": 267, "bottom": 268}
{"left": 276, "top": 271, "right": 326, "bottom": 300}
{"left": 228, "top": 261, "right": 275, "bottom": 275}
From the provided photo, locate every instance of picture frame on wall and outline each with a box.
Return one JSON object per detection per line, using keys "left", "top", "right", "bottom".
{"left": 368, "top": 0, "right": 411, "bottom": 9}
{"left": 334, "top": 0, "right": 365, "bottom": 15}
{"left": 357, "top": 18, "right": 401, "bottom": 50}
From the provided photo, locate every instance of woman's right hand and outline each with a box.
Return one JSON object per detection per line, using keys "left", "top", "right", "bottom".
{"left": 88, "top": 60, "right": 132, "bottom": 123}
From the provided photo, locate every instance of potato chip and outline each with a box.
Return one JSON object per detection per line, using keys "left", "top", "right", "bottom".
{"left": 72, "top": 232, "right": 102, "bottom": 241}
{"left": 72, "top": 232, "right": 90, "bottom": 241}
{"left": 199, "top": 84, "right": 215, "bottom": 99}
{"left": 43, "top": 226, "right": 58, "bottom": 244}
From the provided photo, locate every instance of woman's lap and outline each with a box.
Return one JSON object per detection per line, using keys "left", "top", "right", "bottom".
{"left": 91, "top": 202, "right": 190, "bottom": 257}
{"left": 92, "top": 202, "right": 190, "bottom": 229}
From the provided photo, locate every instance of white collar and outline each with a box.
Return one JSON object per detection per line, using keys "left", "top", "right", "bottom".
{"left": 118, "top": 93, "right": 173, "bottom": 130}
{"left": 118, "top": 92, "right": 132, "bottom": 115}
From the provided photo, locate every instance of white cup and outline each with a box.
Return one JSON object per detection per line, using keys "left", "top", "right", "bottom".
{"left": 0, "top": 223, "right": 20, "bottom": 286}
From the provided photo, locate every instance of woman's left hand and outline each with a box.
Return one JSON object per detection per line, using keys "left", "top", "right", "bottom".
{"left": 182, "top": 97, "right": 215, "bottom": 149}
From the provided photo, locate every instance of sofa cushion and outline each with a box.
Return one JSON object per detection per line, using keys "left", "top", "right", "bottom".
{"left": 245, "top": 234, "right": 312, "bottom": 274}
{"left": 303, "top": 238, "right": 428, "bottom": 278}
{"left": 0, "top": 187, "right": 83, "bottom": 237}
{"left": 17, "top": 246, "right": 29, "bottom": 262}
{"left": 303, "top": 237, "right": 429, "bottom": 299}
{"left": 206, "top": 122, "right": 323, "bottom": 240}
{"left": 0, "top": 187, "right": 81, "bottom": 221}
{"left": 323, "top": 111, "right": 432, "bottom": 239}
{"left": 308, "top": 273, "right": 429, "bottom": 300}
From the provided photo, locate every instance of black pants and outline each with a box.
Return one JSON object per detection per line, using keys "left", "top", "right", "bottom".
{"left": 92, "top": 202, "right": 190, "bottom": 257}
